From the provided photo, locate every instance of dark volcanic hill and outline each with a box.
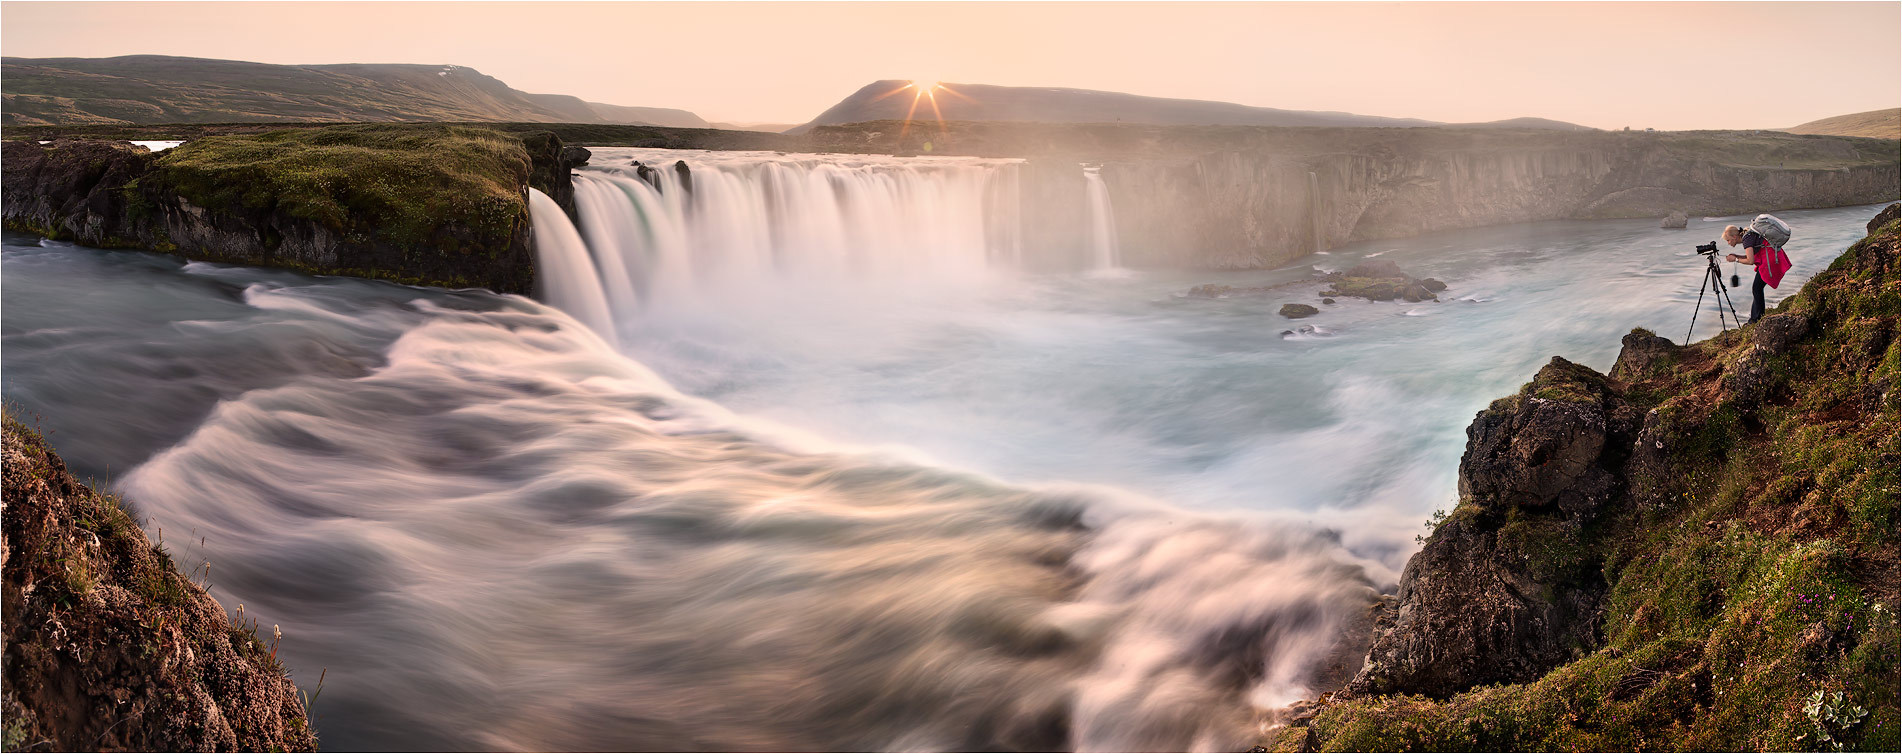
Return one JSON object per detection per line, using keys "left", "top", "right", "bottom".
{"left": 0, "top": 55, "right": 707, "bottom": 128}
{"left": 789, "top": 80, "right": 1590, "bottom": 133}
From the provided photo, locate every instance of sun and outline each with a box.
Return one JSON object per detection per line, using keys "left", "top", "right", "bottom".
{"left": 868, "top": 80, "right": 972, "bottom": 142}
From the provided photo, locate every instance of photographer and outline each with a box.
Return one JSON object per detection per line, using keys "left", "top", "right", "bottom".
{"left": 1722, "top": 224, "right": 1771, "bottom": 323}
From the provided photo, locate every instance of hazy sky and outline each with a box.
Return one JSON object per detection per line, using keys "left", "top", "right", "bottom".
{"left": 2, "top": 1, "right": 1896, "bottom": 128}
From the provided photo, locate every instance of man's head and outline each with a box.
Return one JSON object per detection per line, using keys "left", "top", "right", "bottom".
{"left": 1722, "top": 225, "right": 1745, "bottom": 246}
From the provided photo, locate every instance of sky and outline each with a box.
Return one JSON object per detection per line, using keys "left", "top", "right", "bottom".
{"left": 1, "top": 1, "right": 1897, "bottom": 129}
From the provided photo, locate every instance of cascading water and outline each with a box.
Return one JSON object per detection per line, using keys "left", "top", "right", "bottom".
{"left": 1083, "top": 165, "right": 1123, "bottom": 271}
{"left": 542, "top": 150, "right": 1027, "bottom": 342}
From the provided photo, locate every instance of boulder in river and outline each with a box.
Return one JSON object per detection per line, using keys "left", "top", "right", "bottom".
{"left": 1280, "top": 303, "right": 1320, "bottom": 318}
{"left": 1321, "top": 261, "right": 1446, "bottom": 302}
{"left": 1661, "top": 211, "right": 1689, "bottom": 229}
{"left": 561, "top": 145, "right": 592, "bottom": 170}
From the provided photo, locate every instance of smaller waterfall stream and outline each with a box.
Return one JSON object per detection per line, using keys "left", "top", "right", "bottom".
{"left": 1083, "top": 165, "right": 1123, "bottom": 271}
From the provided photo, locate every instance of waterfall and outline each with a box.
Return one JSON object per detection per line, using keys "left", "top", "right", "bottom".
{"left": 1083, "top": 165, "right": 1122, "bottom": 271}
{"left": 528, "top": 188, "right": 616, "bottom": 340}
{"left": 532, "top": 150, "right": 1028, "bottom": 340}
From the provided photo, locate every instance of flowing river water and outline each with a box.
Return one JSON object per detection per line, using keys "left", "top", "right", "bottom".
{"left": 1, "top": 145, "right": 1887, "bottom": 750}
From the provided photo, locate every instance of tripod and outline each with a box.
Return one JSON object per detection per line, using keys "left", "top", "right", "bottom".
{"left": 1685, "top": 250, "right": 1743, "bottom": 344}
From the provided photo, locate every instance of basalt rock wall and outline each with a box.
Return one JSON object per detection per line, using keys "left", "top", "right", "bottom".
{"left": 1019, "top": 135, "right": 1898, "bottom": 270}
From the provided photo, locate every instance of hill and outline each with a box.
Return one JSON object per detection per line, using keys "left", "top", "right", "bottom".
{"left": 0, "top": 55, "right": 708, "bottom": 128}
{"left": 788, "top": 79, "right": 1590, "bottom": 133}
{"left": 1271, "top": 207, "right": 1901, "bottom": 751}
{"left": 1787, "top": 108, "right": 1901, "bottom": 140}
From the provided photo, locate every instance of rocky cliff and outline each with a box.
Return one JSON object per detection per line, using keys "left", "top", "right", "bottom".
{"left": 1269, "top": 205, "right": 1900, "bottom": 751}
{"left": 1071, "top": 134, "right": 1898, "bottom": 269}
{"left": 800, "top": 121, "right": 1899, "bottom": 270}
{"left": 2, "top": 414, "right": 316, "bottom": 751}
{"left": 1, "top": 125, "right": 589, "bottom": 293}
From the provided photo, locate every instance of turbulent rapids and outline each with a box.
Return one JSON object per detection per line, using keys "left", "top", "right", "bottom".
{"left": 3, "top": 140, "right": 1889, "bottom": 751}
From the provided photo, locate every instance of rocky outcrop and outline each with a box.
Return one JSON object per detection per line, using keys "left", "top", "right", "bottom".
{"left": 1279, "top": 303, "right": 1319, "bottom": 318}
{"left": 2, "top": 127, "right": 587, "bottom": 294}
{"left": 2, "top": 415, "right": 315, "bottom": 751}
{"left": 1661, "top": 211, "right": 1689, "bottom": 229}
{"left": 1870, "top": 202, "right": 1900, "bottom": 233}
{"left": 519, "top": 130, "right": 588, "bottom": 222}
{"left": 1350, "top": 358, "right": 1640, "bottom": 697}
{"left": 1320, "top": 260, "right": 1446, "bottom": 303}
{"left": 1341, "top": 207, "right": 1900, "bottom": 712}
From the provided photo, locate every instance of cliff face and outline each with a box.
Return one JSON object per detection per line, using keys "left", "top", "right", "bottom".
{"left": 2, "top": 415, "right": 316, "bottom": 751}
{"left": 1, "top": 125, "right": 587, "bottom": 294}
{"left": 1273, "top": 206, "right": 1900, "bottom": 751}
{"left": 1022, "top": 137, "right": 1898, "bottom": 269}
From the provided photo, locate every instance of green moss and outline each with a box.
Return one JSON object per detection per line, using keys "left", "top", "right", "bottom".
{"left": 145, "top": 124, "right": 531, "bottom": 254}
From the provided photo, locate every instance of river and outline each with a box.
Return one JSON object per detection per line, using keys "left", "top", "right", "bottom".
{"left": 2, "top": 148, "right": 1886, "bottom": 750}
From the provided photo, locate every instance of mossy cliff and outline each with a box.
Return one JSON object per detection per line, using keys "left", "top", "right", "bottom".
{"left": 1269, "top": 207, "right": 1900, "bottom": 751}
{"left": 2, "top": 414, "right": 316, "bottom": 750}
{"left": 0, "top": 124, "right": 589, "bottom": 293}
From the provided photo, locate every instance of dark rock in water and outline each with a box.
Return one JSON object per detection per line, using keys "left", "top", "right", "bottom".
{"left": 632, "top": 161, "right": 662, "bottom": 191}
{"left": 1280, "top": 303, "right": 1320, "bottom": 318}
{"left": 1869, "top": 202, "right": 1900, "bottom": 233}
{"left": 1280, "top": 329, "right": 1295, "bottom": 338}
{"left": 560, "top": 145, "right": 592, "bottom": 169}
{"left": 1320, "top": 261, "right": 1443, "bottom": 302}
{"left": 1186, "top": 282, "right": 1288, "bottom": 299}
{"left": 1661, "top": 210, "right": 1689, "bottom": 229}
{"left": 1322, "top": 297, "right": 1336, "bottom": 305}
{"left": 1351, "top": 357, "right": 1641, "bottom": 698}
{"left": 1344, "top": 259, "right": 1405, "bottom": 279}
{"left": 675, "top": 160, "right": 694, "bottom": 195}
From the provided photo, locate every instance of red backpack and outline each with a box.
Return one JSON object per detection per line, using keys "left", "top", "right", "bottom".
{"left": 1757, "top": 244, "right": 1792, "bottom": 288}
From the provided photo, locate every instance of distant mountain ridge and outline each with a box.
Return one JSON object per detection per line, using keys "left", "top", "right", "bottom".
{"left": 0, "top": 55, "right": 707, "bottom": 128}
{"left": 1785, "top": 108, "right": 1900, "bottom": 140}
{"left": 789, "top": 80, "right": 1592, "bottom": 133}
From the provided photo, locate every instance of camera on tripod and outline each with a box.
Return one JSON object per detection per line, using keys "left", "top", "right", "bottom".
{"left": 1684, "top": 240, "right": 1742, "bottom": 343}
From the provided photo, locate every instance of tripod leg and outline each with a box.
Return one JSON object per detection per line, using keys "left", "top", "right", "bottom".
{"left": 1687, "top": 264, "right": 1711, "bottom": 343}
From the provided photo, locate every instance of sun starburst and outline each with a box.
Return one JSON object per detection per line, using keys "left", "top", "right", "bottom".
{"left": 889, "top": 80, "right": 965, "bottom": 143}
